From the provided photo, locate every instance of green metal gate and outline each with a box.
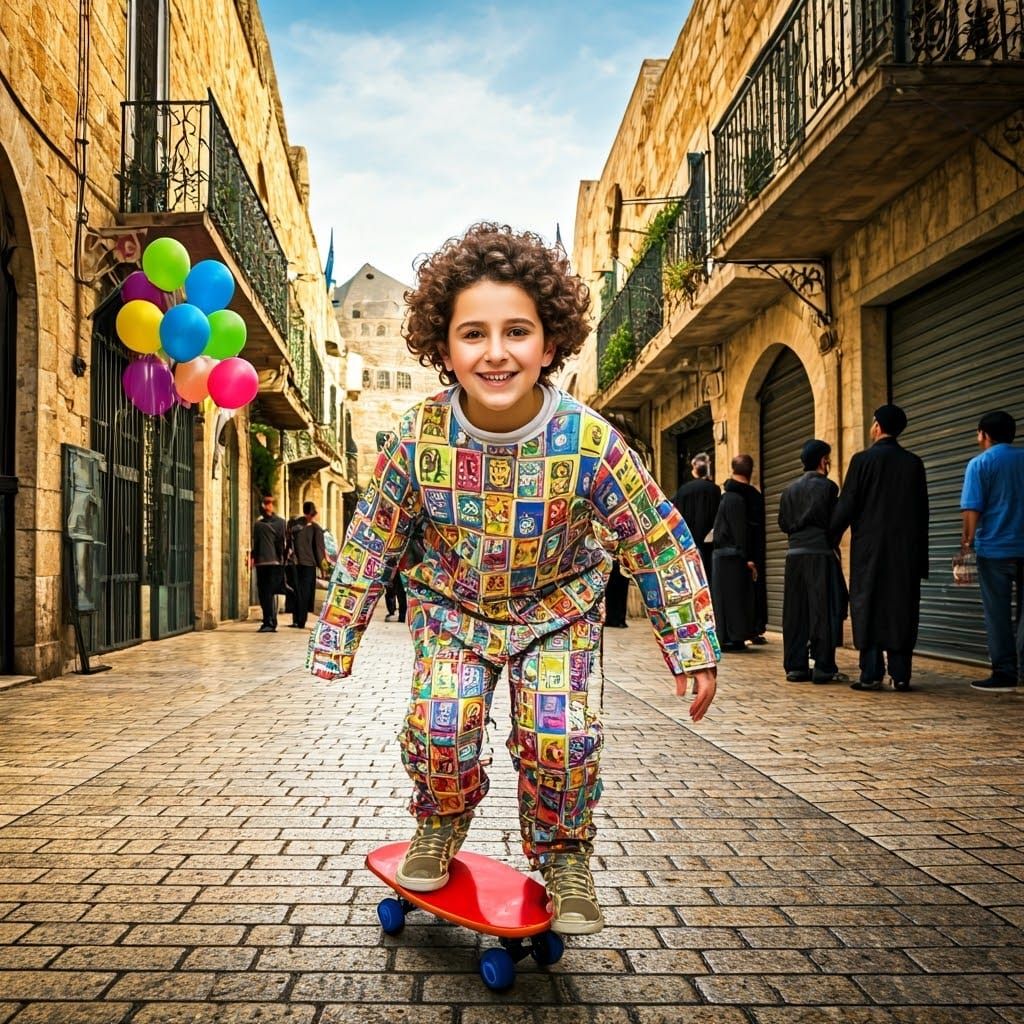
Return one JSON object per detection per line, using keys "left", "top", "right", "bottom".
{"left": 759, "top": 348, "right": 815, "bottom": 631}
{"left": 890, "top": 235, "right": 1024, "bottom": 664}
{"left": 0, "top": 207, "right": 16, "bottom": 673}
{"left": 220, "top": 419, "right": 239, "bottom": 620}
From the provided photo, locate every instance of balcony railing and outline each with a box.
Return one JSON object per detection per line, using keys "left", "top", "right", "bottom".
{"left": 711, "top": 0, "right": 1024, "bottom": 242}
{"left": 283, "top": 425, "right": 341, "bottom": 468}
{"left": 289, "top": 321, "right": 310, "bottom": 397}
{"left": 119, "top": 93, "right": 288, "bottom": 337}
{"left": 596, "top": 177, "right": 706, "bottom": 392}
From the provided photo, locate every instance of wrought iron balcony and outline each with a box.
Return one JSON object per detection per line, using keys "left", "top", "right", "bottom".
{"left": 712, "top": 0, "right": 1024, "bottom": 247}
{"left": 596, "top": 189, "right": 706, "bottom": 393}
{"left": 119, "top": 93, "right": 288, "bottom": 339}
{"left": 283, "top": 425, "right": 343, "bottom": 474}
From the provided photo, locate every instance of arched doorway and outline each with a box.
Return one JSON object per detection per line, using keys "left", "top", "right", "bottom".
{"left": 759, "top": 348, "right": 815, "bottom": 631}
{"left": 0, "top": 184, "right": 16, "bottom": 673}
{"left": 220, "top": 419, "right": 239, "bottom": 620}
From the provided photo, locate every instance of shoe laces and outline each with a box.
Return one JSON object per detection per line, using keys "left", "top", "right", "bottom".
{"left": 409, "top": 815, "right": 469, "bottom": 861}
{"left": 543, "top": 852, "right": 596, "bottom": 902}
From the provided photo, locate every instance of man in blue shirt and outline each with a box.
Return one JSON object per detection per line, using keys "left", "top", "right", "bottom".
{"left": 961, "top": 410, "right": 1024, "bottom": 692}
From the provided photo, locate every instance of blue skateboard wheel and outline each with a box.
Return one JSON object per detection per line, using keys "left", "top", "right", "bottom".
{"left": 531, "top": 930, "right": 564, "bottom": 966}
{"left": 479, "top": 947, "right": 516, "bottom": 990}
{"left": 377, "top": 897, "right": 405, "bottom": 935}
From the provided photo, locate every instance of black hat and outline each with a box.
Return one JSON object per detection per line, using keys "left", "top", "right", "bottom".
{"left": 873, "top": 404, "right": 908, "bottom": 437}
{"left": 800, "top": 439, "right": 831, "bottom": 470}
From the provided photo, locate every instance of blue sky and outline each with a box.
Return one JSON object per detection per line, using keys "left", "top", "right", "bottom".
{"left": 259, "top": 1, "right": 692, "bottom": 286}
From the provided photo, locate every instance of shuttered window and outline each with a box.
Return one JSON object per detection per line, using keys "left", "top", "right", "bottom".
{"left": 759, "top": 348, "right": 815, "bottom": 631}
{"left": 890, "top": 234, "right": 1024, "bottom": 664}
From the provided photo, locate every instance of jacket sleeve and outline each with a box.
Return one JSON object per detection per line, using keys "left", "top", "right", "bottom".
{"left": 830, "top": 453, "right": 862, "bottom": 541}
{"left": 589, "top": 430, "right": 720, "bottom": 676}
{"left": 916, "top": 456, "right": 929, "bottom": 580}
{"left": 314, "top": 524, "right": 328, "bottom": 569}
{"left": 307, "top": 427, "right": 420, "bottom": 680}
{"left": 778, "top": 487, "right": 792, "bottom": 535}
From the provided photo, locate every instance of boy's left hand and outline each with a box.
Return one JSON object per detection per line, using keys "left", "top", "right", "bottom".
{"left": 687, "top": 669, "right": 717, "bottom": 722}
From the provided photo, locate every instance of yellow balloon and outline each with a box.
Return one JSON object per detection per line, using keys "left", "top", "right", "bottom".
{"left": 116, "top": 300, "right": 163, "bottom": 354}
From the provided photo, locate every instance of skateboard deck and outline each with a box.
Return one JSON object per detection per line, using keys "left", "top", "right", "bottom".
{"left": 366, "top": 841, "right": 552, "bottom": 938}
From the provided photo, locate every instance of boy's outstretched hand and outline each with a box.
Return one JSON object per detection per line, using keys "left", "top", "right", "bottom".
{"left": 686, "top": 669, "right": 717, "bottom": 722}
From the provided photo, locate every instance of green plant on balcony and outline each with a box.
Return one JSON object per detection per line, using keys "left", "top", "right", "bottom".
{"left": 664, "top": 258, "right": 705, "bottom": 305}
{"left": 627, "top": 201, "right": 682, "bottom": 272}
{"left": 249, "top": 423, "right": 279, "bottom": 496}
{"left": 598, "top": 321, "right": 636, "bottom": 390}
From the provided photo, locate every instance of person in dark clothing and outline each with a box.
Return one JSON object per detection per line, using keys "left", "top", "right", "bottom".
{"left": 712, "top": 455, "right": 759, "bottom": 650}
{"left": 778, "top": 440, "right": 849, "bottom": 684}
{"left": 729, "top": 460, "right": 768, "bottom": 644}
{"left": 283, "top": 514, "right": 305, "bottom": 618}
{"left": 385, "top": 572, "right": 408, "bottom": 623}
{"left": 604, "top": 560, "right": 630, "bottom": 627}
{"left": 292, "top": 501, "right": 327, "bottom": 630}
{"left": 252, "top": 494, "right": 287, "bottom": 632}
{"left": 831, "top": 404, "right": 929, "bottom": 692}
{"left": 671, "top": 452, "right": 720, "bottom": 585}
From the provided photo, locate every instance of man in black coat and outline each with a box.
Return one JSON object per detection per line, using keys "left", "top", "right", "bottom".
{"left": 711, "top": 454, "right": 759, "bottom": 651}
{"left": 252, "top": 494, "right": 287, "bottom": 633}
{"left": 831, "top": 404, "right": 929, "bottom": 692}
{"left": 778, "top": 440, "right": 849, "bottom": 684}
{"left": 671, "top": 451, "right": 720, "bottom": 584}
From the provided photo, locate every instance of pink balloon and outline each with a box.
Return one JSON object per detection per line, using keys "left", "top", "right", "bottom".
{"left": 122, "top": 355, "right": 175, "bottom": 416}
{"left": 121, "top": 271, "right": 173, "bottom": 311}
{"left": 174, "top": 355, "right": 219, "bottom": 404}
{"left": 207, "top": 357, "right": 258, "bottom": 409}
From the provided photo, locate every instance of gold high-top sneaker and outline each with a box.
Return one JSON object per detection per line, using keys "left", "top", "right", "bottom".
{"left": 396, "top": 812, "right": 473, "bottom": 892}
{"left": 541, "top": 850, "right": 604, "bottom": 935}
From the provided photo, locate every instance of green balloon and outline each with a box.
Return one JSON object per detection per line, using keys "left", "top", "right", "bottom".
{"left": 204, "top": 309, "right": 247, "bottom": 358}
{"left": 142, "top": 237, "right": 191, "bottom": 292}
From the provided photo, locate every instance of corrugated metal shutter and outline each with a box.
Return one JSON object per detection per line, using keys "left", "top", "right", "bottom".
{"left": 759, "top": 348, "right": 815, "bottom": 631}
{"left": 890, "top": 235, "right": 1024, "bottom": 664}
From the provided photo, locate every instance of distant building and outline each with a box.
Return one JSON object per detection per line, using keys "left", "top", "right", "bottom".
{"left": 333, "top": 265, "right": 443, "bottom": 486}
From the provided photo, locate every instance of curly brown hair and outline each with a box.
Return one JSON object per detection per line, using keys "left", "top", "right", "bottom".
{"left": 404, "top": 222, "right": 591, "bottom": 385}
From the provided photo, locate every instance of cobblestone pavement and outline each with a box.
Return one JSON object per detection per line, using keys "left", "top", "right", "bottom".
{"left": 0, "top": 613, "right": 1022, "bottom": 1023}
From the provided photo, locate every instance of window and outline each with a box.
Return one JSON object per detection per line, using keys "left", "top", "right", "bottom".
{"left": 376, "top": 370, "right": 391, "bottom": 389}
{"left": 362, "top": 369, "right": 372, "bottom": 389}
{"left": 397, "top": 371, "right": 412, "bottom": 390}
{"left": 352, "top": 310, "right": 361, "bottom": 318}
{"left": 376, "top": 324, "right": 386, "bottom": 337}
{"left": 361, "top": 323, "right": 370, "bottom": 336}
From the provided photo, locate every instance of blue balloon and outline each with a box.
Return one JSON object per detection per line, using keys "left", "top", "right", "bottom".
{"left": 160, "top": 303, "right": 211, "bottom": 363}
{"left": 184, "top": 260, "right": 235, "bottom": 314}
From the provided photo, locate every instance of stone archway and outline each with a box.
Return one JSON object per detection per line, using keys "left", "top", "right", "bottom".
{"left": 0, "top": 138, "right": 40, "bottom": 676}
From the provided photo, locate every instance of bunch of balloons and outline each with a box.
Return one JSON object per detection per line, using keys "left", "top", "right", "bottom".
{"left": 115, "top": 237, "right": 260, "bottom": 416}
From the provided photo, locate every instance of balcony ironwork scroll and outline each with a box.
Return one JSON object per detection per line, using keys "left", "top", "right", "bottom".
{"left": 712, "top": 0, "right": 1024, "bottom": 243}
{"left": 119, "top": 94, "right": 289, "bottom": 338}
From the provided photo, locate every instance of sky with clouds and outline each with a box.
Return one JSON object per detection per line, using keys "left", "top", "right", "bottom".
{"left": 259, "top": 1, "right": 692, "bottom": 288}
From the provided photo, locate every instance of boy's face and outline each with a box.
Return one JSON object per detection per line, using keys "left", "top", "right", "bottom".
{"left": 444, "top": 281, "right": 555, "bottom": 434}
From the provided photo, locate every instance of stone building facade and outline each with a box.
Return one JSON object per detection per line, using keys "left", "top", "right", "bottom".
{"left": 573, "top": 0, "right": 1024, "bottom": 662}
{"left": 333, "top": 264, "right": 444, "bottom": 487}
{"left": 0, "top": 0, "right": 348, "bottom": 678}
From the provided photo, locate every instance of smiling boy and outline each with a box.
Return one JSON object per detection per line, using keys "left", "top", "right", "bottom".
{"left": 308, "top": 223, "right": 720, "bottom": 934}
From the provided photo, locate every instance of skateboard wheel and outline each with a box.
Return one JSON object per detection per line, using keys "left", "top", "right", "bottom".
{"left": 377, "top": 897, "right": 406, "bottom": 935}
{"left": 531, "top": 930, "right": 564, "bottom": 966}
{"left": 479, "top": 947, "right": 516, "bottom": 991}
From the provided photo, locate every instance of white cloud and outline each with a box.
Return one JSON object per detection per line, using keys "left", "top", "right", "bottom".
{"left": 273, "top": 17, "right": 612, "bottom": 285}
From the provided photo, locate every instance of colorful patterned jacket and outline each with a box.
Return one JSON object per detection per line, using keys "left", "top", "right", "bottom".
{"left": 307, "top": 387, "right": 720, "bottom": 679}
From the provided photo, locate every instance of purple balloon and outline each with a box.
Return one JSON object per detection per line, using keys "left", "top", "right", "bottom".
{"left": 122, "top": 355, "right": 175, "bottom": 416}
{"left": 121, "top": 271, "right": 173, "bottom": 312}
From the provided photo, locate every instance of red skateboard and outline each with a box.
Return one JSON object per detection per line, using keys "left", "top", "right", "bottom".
{"left": 365, "top": 841, "right": 564, "bottom": 990}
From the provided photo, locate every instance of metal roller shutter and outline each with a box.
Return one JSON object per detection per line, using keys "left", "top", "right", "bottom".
{"left": 890, "top": 235, "right": 1024, "bottom": 664}
{"left": 759, "top": 348, "right": 815, "bottom": 631}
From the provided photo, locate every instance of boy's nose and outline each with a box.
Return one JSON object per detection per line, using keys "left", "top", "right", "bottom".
{"left": 484, "top": 333, "right": 508, "bottom": 362}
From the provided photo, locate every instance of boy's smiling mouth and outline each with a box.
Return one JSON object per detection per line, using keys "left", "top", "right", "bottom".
{"left": 478, "top": 371, "right": 516, "bottom": 383}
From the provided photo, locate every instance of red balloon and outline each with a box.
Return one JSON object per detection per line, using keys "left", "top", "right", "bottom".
{"left": 207, "top": 357, "right": 258, "bottom": 409}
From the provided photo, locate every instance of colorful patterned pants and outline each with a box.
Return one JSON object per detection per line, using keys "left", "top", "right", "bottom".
{"left": 399, "top": 599, "right": 605, "bottom": 867}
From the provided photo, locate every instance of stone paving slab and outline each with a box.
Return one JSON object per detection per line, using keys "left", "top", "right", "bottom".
{"left": 0, "top": 618, "right": 1019, "bottom": 1021}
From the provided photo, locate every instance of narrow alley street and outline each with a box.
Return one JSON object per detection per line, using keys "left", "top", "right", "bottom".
{"left": 0, "top": 614, "right": 1022, "bottom": 1023}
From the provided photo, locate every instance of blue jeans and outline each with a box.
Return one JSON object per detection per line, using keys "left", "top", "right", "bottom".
{"left": 976, "top": 556, "right": 1024, "bottom": 681}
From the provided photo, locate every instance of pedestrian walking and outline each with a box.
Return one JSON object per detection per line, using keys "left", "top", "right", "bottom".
{"left": 711, "top": 454, "right": 759, "bottom": 651}
{"left": 252, "top": 494, "right": 287, "bottom": 633}
{"left": 384, "top": 572, "right": 407, "bottom": 623}
{"left": 831, "top": 404, "right": 929, "bottom": 692}
{"left": 778, "top": 440, "right": 849, "bottom": 683}
{"left": 960, "top": 410, "right": 1024, "bottom": 693}
{"left": 283, "top": 512, "right": 304, "bottom": 618}
{"left": 307, "top": 223, "right": 720, "bottom": 936}
{"left": 604, "top": 559, "right": 630, "bottom": 627}
{"left": 671, "top": 452, "right": 720, "bottom": 585}
{"left": 291, "top": 501, "right": 326, "bottom": 630}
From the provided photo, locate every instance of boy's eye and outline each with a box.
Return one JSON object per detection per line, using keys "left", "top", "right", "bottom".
{"left": 508, "top": 327, "right": 529, "bottom": 337}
